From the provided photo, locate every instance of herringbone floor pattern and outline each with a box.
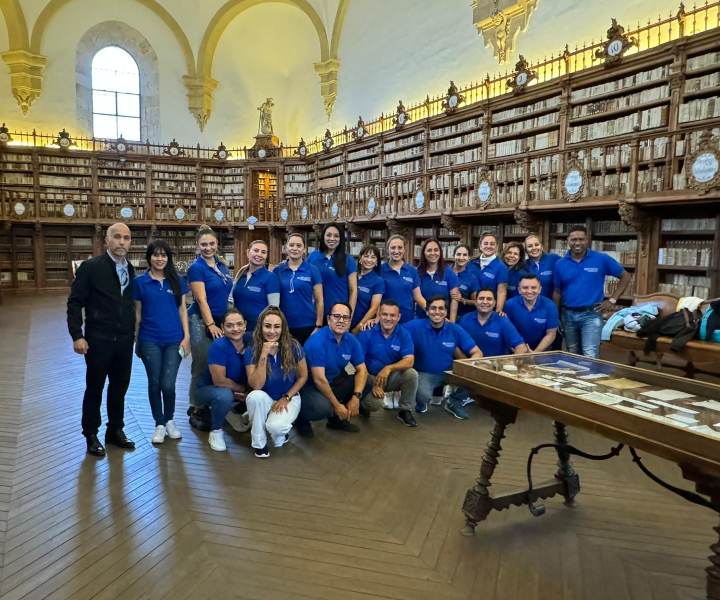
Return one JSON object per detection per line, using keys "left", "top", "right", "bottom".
{"left": 0, "top": 295, "right": 716, "bottom": 600}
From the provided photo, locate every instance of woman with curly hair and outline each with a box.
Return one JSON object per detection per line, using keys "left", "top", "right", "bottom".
{"left": 244, "top": 306, "right": 308, "bottom": 458}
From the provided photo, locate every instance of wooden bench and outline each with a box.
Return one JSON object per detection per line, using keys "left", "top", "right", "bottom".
{"left": 603, "top": 293, "right": 719, "bottom": 378}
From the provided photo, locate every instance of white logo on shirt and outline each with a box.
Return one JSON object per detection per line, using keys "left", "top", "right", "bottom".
{"left": 584, "top": 267, "right": 599, "bottom": 273}
{"left": 534, "top": 318, "right": 547, "bottom": 323}
{"left": 166, "top": 289, "right": 174, "bottom": 294}
{"left": 442, "top": 341, "right": 454, "bottom": 348}
{"left": 541, "top": 270, "right": 553, "bottom": 276}
{"left": 391, "top": 345, "right": 401, "bottom": 351}
{"left": 459, "top": 285, "right": 468, "bottom": 290}
{"left": 437, "top": 281, "right": 448, "bottom": 287}
{"left": 485, "top": 332, "right": 500, "bottom": 338}
{"left": 342, "top": 354, "right": 351, "bottom": 360}
{"left": 297, "top": 276, "right": 311, "bottom": 282}
{"left": 483, "top": 272, "right": 496, "bottom": 279}
{"left": 358, "top": 286, "right": 370, "bottom": 293}
{"left": 402, "top": 276, "right": 414, "bottom": 282}
{"left": 247, "top": 286, "right": 262, "bottom": 292}
{"left": 508, "top": 286, "right": 516, "bottom": 291}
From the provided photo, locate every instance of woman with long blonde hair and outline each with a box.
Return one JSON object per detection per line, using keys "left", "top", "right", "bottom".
{"left": 244, "top": 306, "right": 307, "bottom": 458}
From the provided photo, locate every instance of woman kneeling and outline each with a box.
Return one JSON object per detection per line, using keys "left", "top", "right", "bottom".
{"left": 244, "top": 306, "right": 307, "bottom": 458}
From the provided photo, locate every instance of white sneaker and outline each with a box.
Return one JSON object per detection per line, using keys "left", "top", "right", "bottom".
{"left": 393, "top": 392, "right": 400, "bottom": 409}
{"left": 461, "top": 397, "right": 475, "bottom": 407}
{"left": 208, "top": 430, "right": 226, "bottom": 451}
{"left": 429, "top": 396, "right": 444, "bottom": 406}
{"left": 226, "top": 411, "right": 251, "bottom": 432}
{"left": 382, "top": 394, "right": 394, "bottom": 410}
{"left": 165, "top": 420, "right": 182, "bottom": 439}
{"left": 152, "top": 425, "right": 166, "bottom": 444}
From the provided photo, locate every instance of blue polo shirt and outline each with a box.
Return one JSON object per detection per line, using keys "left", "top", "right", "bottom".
{"left": 467, "top": 256, "right": 509, "bottom": 293}
{"left": 353, "top": 270, "right": 385, "bottom": 327}
{"left": 197, "top": 336, "right": 247, "bottom": 388}
{"left": 273, "top": 260, "right": 323, "bottom": 329}
{"left": 244, "top": 343, "right": 305, "bottom": 399}
{"left": 454, "top": 268, "right": 481, "bottom": 317}
{"left": 303, "top": 326, "right": 365, "bottom": 386}
{"left": 507, "top": 267, "right": 531, "bottom": 299}
{"left": 525, "top": 253, "right": 561, "bottom": 298}
{"left": 133, "top": 272, "right": 190, "bottom": 343}
{"left": 504, "top": 295, "right": 559, "bottom": 349}
{"left": 357, "top": 323, "right": 414, "bottom": 376}
{"left": 459, "top": 311, "right": 525, "bottom": 357}
{"left": 416, "top": 268, "right": 460, "bottom": 318}
{"left": 187, "top": 257, "right": 233, "bottom": 319}
{"left": 380, "top": 261, "right": 421, "bottom": 324}
{"left": 404, "top": 319, "right": 477, "bottom": 374}
{"left": 307, "top": 250, "right": 357, "bottom": 315}
{"left": 231, "top": 266, "right": 280, "bottom": 330}
{"left": 554, "top": 249, "right": 625, "bottom": 308}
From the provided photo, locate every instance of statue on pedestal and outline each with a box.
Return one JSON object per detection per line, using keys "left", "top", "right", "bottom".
{"left": 258, "top": 98, "right": 274, "bottom": 135}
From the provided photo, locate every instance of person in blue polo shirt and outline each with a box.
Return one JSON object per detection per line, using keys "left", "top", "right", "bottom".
{"left": 504, "top": 274, "right": 559, "bottom": 352}
{"left": 405, "top": 295, "right": 482, "bottom": 420}
{"left": 351, "top": 245, "right": 385, "bottom": 332}
{"left": 187, "top": 225, "right": 234, "bottom": 407}
{"left": 357, "top": 299, "right": 418, "bottom": 427}
{"left": 450, "top": 244, "right": 481, "bottom": 320}
{"left": 244, "top": 306, "right": 308, "bottom": 459}
{"left": 273, "top": 233, "right": 324, "bottom": 344}
{"left": 231, "top": 240, "right": 280, "bottom": 332}
{"left": 501, "top": 242, "right": 528, "bottom": 300}
{"left": 459, "top": 287, "right": 527, "bottom": 357}
{"left": 297, "top": 302, "right": 371, "bottom": 436}
{"left": 195, "top": 308, "right": 248, "bottom": 452}
{"left": 524, "top": 235, "right": 561, "bottom": 299}
{"left": 380, "top": 234, "right": 425, "bottom": 324}
{"left": 416, "top": 238, "right": 460, "bottom": 320}
{"left": 553, "top": 226, "right": 632, "bottom": 358}
{"left": 467, "top": 232, "right": 509, "bottom": 313}
{"left": 307, "top": 224, "right": 357, "bottom": 319}
{"left": 134, "top": 239, "right": 190, "bottom": 445}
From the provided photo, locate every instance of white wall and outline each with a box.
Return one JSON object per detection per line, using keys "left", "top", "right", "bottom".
{"left": 0, "top": 0, "right": 684, "bottom": 148}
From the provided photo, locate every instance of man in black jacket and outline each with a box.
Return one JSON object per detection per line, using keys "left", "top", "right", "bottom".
{"left": 68, "top": 223, "right": 137, "bottom": 456}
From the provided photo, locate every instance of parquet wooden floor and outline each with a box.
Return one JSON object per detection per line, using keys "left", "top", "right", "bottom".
{"left": 0, "top": 295, "right": 716, "bottom": 600}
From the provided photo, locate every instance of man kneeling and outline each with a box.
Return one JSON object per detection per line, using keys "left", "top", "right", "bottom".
{"left": 296, "top": 302, "right": 371, "bottom": 436}
{"left": 357, "top": 299, "right": 419, "bottom": 427}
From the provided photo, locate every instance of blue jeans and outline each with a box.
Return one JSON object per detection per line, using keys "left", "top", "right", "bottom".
{"left": 195, "top": 385, "right": 234, "bottom": 430}
{"left": 561, "top": 308, "right": 603, "bottom": 358}
{"left": 416, "top": 372, "right": 467, "bottom": 412}
{"left": 137, "top": 340, "right": 183, "bottom": 426}
{"left": 189, "top": 313, "right": 213, "bottom": 406}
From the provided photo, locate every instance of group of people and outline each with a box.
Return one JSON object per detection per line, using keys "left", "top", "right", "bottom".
{"left": 67, "top": 221, "right": 630, "bottom": 459}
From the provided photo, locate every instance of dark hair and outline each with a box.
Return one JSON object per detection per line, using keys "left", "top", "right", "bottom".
{"left": 417, "top": 238, "right": 445, "bottom": 279}
{"left": 252, "top": 306, "right": 301, "bottom": 379}
{"left": 146, "top": 239, "right": 183, "bottom": 306}
{"left": 319, "top": 223, "right": 348, "bottom": 276}
{"left": 236, "top": 239, "right": 268, "bottom": 280}
{"left": 357, "top": 244, "right": 381, "bottom": 274}
{"left": 519, "top": 273, "right": 541, "bottom": 284}
{"left": 286, "top": 232, "right": 305, "bottom": 245}
{"left": 477, "top": 286, "right": 497, "bottom": 299}
{"left": 501, "top": 242, "right": 526, "bottom": 272}
{"left": 480, "top": 231, "right": 499, "bottom": 245}
{"left": 568, "top": 225, "right": 587, "bottom": 236}
{"left": 453, "top": 243, "right": 472, "bottom": 256}
{"left": 379, "top": 298, "right": 399, "bottom": 309}
{"left": 222, "top": 307, "right": 245, "bottom": 324}
{"left": 426, "top": 294, "right": 448, "bottom": 310}
{"left": 329, "top": 301, "right": 352, "bottom": 315}
{"left": 196, "top": 224, "right": 227, "bottom": 266}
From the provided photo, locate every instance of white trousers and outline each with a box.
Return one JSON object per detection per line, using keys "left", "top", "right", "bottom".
{"left": 246, "top": 390, "right": 301, "bottom": 449}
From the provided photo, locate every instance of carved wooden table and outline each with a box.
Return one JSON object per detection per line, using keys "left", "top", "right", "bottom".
{"left": 448, "top": 352, "right": 720, "bottom": 600}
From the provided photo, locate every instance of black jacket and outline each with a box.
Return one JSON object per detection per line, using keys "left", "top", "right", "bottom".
{"left": 67, "top": 253, "right": 136, "bottom": 341}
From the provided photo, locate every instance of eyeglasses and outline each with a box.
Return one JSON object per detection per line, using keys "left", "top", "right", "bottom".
{"left": 329, "top": 314, "right": 351, "bottom": 322}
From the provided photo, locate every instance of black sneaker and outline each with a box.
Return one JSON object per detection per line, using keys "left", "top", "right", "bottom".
{"left": 327, "top": 416, "right": 360, "bottom": 433}
{"left": 295, "top": 418, "right": 314, "bottom": 437}
{"left": 254, "top": 446, "right": 270, "bottom": 459}
{"left": 359, "top": 405, "right": 371, "bottom": 418}
{"left": 397, "top": 410, "right": 417, "bottom": 427}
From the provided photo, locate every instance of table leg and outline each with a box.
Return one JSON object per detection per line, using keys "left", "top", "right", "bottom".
{"left": 461, "top": 416, "right": 509, "bottom": 536}
{"left": 553, "top": 421, "right": 580, "bottom": 508}
{"left": 709, "top": 521, "right": 720, "bottom": 600}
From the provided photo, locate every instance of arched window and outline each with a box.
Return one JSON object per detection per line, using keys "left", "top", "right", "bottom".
{"left": 91, "top": 47, "right": 140, "bottom": 141}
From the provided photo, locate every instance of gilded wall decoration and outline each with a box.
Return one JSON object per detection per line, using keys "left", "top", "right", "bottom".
{"left": 472, "top": 0, "right": 540, "bottom": 65}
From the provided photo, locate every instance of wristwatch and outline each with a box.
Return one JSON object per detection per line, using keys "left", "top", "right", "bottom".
{"left": 280, "top": 394, "right": 290, "bottom": 401}
{"left": 609, "top": 297, "right": 617, "bottom": 305}
{"left": 353, "top": 392, "right": 362, "bottom": 400}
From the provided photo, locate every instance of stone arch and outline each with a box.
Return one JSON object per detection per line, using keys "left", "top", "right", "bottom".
{"left": 31, "top": 0, "right": 195, "bottom": 75}
{"left": 330, "top": 0, "right": 351, "bottom": 59}
{"left": 0, "top": 0, "right": 28, "bottom": 50}
{"left": 76, "top": 21, "right": 161, "bottom": 141}
{"left": 197, "top": 0, "right": 329, "bottom": 79}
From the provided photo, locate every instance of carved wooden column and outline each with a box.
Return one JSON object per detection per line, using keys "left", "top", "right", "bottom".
{"left": 513, "top": 206, "right": 542, "bottom": 237}
{"left": 34, "top": 222, "right": 44, "bottom": 289}
{"left": 440, "top": 213, "right": 469, "bottom": 246}
{"left": 92, "top": 223, "right": 102, "bottom": 256}
{"left": 387, "top": 217, "right": 412, "bottom": 262}
{"left": 267, "top": 224, "right": 282, "bottom": 265}
{"left": 618, "top": 197, "right": 650, "bottom": 295}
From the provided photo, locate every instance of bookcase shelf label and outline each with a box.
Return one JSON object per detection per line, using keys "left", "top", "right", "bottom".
{"left": 62, "top": 203, "right": 76, "bottom": 219}
{"left": 331, "top": 201, "right": 339, "bottom": 218}
{"left": 119, "top": 206, "right": 134, "bottom": 220}
{"left": 13, "top": 201, "right": 26, "bottom": 217}
{"left": 366, "top": 197, "right": 377, "bottom": 218}
{"left": 214, "top": 209, "right": 225, "bottom": 222}
{"left": 174, "top": 207, "right": 186, "bottom": 221}
{"left": 691, "top": 153, "right": 718, "bottom": 183}
{"left": 413, "top": 189, "right": 426, "bottom": 214}
{"left": 686, "top": 130, "right": 720, "bottom": 193}
{"left": 301, "top": 206, "right": 308, "bottom": 221}
{"left": 280, "top": 207, "right": 289, "bottom": 222}
{"left": 562, "top": 159, "right": 587, "bottom": 202}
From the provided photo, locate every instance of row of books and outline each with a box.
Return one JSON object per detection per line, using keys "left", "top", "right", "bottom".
{"left": 318, "top": 155, "right": 343, "bottom": 168}
{"left": 658, "top": 242, "right": 713, "bottom": 267}
{"left": 348, "top": 168, "right": 379, "bottom": 184}
{"left": 569, "top": 106, "right": 668, "bottom": 143}
{"left": 490, "top": 111, "right": 559, "bottom": 138}
{"left": 382, "top": 160, "right": 423, "bottom": 177}
{"left": 384, "top": 133, "right": 425, "bottom": 152}
{"left": 678, "top": 96, "right": 720, "bottom": 122}
{"left": 429, "top": 130, "right": 483, "bottom": 152}
{"left": 347, "top": 147, "right": 377, "bottom": 161}
{"left": 591, "top": 240, "right": 637, "bottom": 265}
{"left": 492, "top": 96, "right": 561, "bottom": 122}
{"left": 659, "top": 274, "right": 712, "bottom": 299}
{"left": 570, "top": 85, "right": 669, "bottom": 119}
{"left": 431, "top": 117, "right": 483, "bottom": 139}
{"left": 661, "top": 218, "right": 716, "bottom": 231}
{"left": 489, "top": 131, "right": 559, "bottom": 158}
{"left": 346, "top": 158, "right": 378, "bottom": 170}
{"left": 684, "top": 71, "right": 720, "bottom": 93}
{"left": 570, "top": 65, "right": 670, "bottom": 102}
{"left": 427, "top": 148, "right": 481, "bottom": 168}
{"left": 687, "top": 51, "right": 720, "bottom": 72}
